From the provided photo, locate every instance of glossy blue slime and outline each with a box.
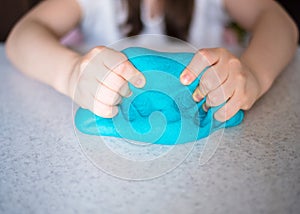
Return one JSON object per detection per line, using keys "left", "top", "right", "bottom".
{"left": 75, "top": 47, "right": 244, "bottom": 145}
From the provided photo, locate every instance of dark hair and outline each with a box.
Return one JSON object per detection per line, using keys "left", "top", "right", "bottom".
{"left": 125, "top": 0, "right": 195, "bottom": 41}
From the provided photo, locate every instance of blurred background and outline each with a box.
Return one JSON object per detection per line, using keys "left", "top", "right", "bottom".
{"left": 0, "top": 0, "right": 299, "bottom": 43}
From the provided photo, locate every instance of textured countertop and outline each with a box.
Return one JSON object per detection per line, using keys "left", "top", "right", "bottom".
{"left": 0, "top": 44, "right": 299, "bottom": 214}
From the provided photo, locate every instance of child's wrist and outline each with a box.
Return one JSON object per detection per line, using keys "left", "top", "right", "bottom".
{"left": 52, "top": 52, "right": 81, "bottom": 98}
{"left": 250, "top": 68, "right": 273, "bottom": 99}
{"left": 240, "top": 56, "right": 273, "bottom": 99}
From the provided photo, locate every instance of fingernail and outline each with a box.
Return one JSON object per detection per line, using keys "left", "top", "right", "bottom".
{"left": 119, "top": 84, "right": 130, "bottom": 97}
{"left": 125, "top": 91, "right": 133, "bottom": 97}
{"left": 135, "top": 78, "right": 142, "bottom": 86}
{"left": 202, "top": 103, "right": 209, "bottom": 112}
{"left": 214, "top": 112, "right": 224, "bottom": 122}
{"left": 181, "top": 74, "right": 191, "bottom": 85}
{"left": 193, "top": 92, "right": 202, "bottom": 102}
{"left": 135, "top": 77, "right": 145, "bottom": 87}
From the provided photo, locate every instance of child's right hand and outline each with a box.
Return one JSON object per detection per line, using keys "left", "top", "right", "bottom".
{"left": 69, "top": 46, "right": 146, "bottom": 118}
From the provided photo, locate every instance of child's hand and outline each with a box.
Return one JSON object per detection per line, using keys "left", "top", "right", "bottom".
{"left": 180, "top": 48, "right": 262, "bottom": 122}
{"left": 69, "top": 46, "right": 146, "bottom": 118}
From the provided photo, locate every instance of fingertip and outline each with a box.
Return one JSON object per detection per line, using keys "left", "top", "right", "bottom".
{"left": 105, "top": 107, "right": 119, "bottom": 118}
{"left": 131, "top": 73, "right": 146, "bottom": 88}
{"left": 111, "top": 107, "right": 119, "bottom": 117}
{"left": 135, "top": 75, "right": 146, "bottom": 88}
{"left": 193, "top": 88, "right": 204, "bottom": 102}
{"left": 93, "top": 105, "right": 119, "bottom": 118}
{"left": 114, "top": 95, "right": 123, "bottom": 105}
{"left": 180, "top": 72, "right": 192, "bottom": 85}
{"left": 192, "top": 91, "right": 202, "bottom": 102}
{"left": 180, "top": 69, "right": 196, "bottom": 85}
{"left": 124, "top": 90, "right": 133, "bottom": 98}
{"left": 180, "top": 70, "right": 187, "bottom": 83}
{"left": 202, "top": 102, "right": 209, "bottom": 112}
{"left": 214, "top": 110, "right": 226, "bottom": 122}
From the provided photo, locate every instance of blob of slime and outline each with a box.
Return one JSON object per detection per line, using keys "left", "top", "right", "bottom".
{"left": 75, "top": 47, "right": 244, "bottom": 145}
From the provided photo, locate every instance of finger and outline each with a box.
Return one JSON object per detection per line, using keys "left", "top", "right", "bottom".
{"left": 92, "top": 98, "right": 119, "bottom": 118}
{"left": 197, "top": 59, "right": 230, "bottom": 98}
{"left": 96, "top": 69, "right": 131, "bottom": 97}
{"left": 214, "top": 91, "right": 242, "bottom": 122}
{"left": 202, "top": 102, "right": 209, "bottom": 112}
{"left": 205, "top": 75, "right": 235, "bottom": 107}
{"left": 192, "top": 87, "right": 206, "bottom": 102}
{"left": 192, "top": 64, "right": 228, "bottom": 103}
{"left": 99, "top": 48, "right": 146, "bottom": 88}
{"left": 95, "top": 84, "right": 122, "bottom": 106}
{"left": 113, "top": 60, "right": 146, "bottom": 88}
{"left": 180, "top": 48, "right": 219, "bottom": 85}
{"left": 79, "top": 46, "right": 105, "bottom": 73}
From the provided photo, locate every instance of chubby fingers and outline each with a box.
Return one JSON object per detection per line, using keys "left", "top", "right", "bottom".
{"left": 78, "top": 76, "right": 122, "bottom": 118}
{"left": 77, "top": 46, "right": 146, "bottom": 118}
{"left": 204, "top": 78, "right": 235, "bottom": 107}
{"left": 213, "top": 59, "right": 252, "bottom": 122}
{"left": 203, "top": 69, "right": 240, "bottom": 121}
{"left": 92, "top": 99, "right": 119, "bottom": 118}
{"left": 92, "top": 84, "right": 122, "bottom": 118}
{"left": 82, "top": 46, "right": 146, "bottom": 95}
{"left": 182, "top": 49, "right": 249, "bottom": 121}
{"left": 180, "top": 48, "right": 220, "bottom": 85}
{"left": 213, "top": 93, "right": 241, "bottom": 122}
{"left": 181, "top": 49, "right": 233, "bottom": 104}
{"left": 99, "top": 47, "right": 146, "bottom": 88}
{"left": 213, "top": 83, "right": 248, "bottom": 122}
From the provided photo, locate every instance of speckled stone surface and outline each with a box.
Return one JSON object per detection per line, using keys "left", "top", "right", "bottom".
{"left": 0, "top": 44, "right": 299, "bottom": 214}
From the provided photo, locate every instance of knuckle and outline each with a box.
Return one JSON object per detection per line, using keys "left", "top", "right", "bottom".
{"left": 200, "top": 78, "right": 210, "bottom": 93}
{"left": 118, "top": 52, "right": 128, "bottom": 62}
{"left": 111, "top": 94, "right": 121, "bottom": 105}
{"left": 85, "top": 46, "right": 104, "bottom": 61}
{"left": 235, "top": 99, "right": 244, "bottom": 108}
{"left": 79, "top": 47, "right": 105, "bottom": 73}
{"left": 236, "top": 71, "right": 247, "bottom": 83}
{"left": 93, "top": 105, "right": 116, "bottom": 118}
{"left": 104, "top": 73, "right": 124, "bottom": 91}
{"left": 206, "top": 94, "right": 216, "bottom": 106}
{"left": 115, "top": 61, "right": 127, "bottom": 75}
{"left": 197, "top": 49, "right": 209, "bottom": 58}
{"left": 97, "top": 87, "right": 120, "bottom": 105}
{"left": 218, "top": 47, "right": 227, "bottom": 55}
{"left": 242, "top": 104, "right": 250, "bottom": 110}
{"left": 239, "top": 96, "right": 247, "bottom": 106}
{"left": 119, "top": 83, "right": 131, "bottom": 96}
{"left": 229, "top": 57, "right": 241, "bottom": 67}
{"left": 91, "top": 46, "right": 104, "bottom": 54}
{"left": 197, "top": 49, "right": 213, "bottom": 64}
{"left": 241, "top": 100, "right": 254, "bottom": 110}
{"left": 211, "top": 68, "right": 223, "bottom": 84}
{"left": 79, "top": 59, "right": 89, "bottom": 73}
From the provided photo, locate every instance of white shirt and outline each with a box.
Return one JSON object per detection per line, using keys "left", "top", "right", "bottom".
{"left": 75, "top": 0, "right": 231, "bottom": 50}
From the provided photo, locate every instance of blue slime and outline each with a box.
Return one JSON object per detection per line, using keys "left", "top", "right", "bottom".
{"left": 75, "top": 47, "right": 244, "bottom": 145}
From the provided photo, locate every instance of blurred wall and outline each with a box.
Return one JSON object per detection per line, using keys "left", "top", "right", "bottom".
{"left": 276, "top": 0, "right": 300, "bottom": 44}
{"left": 0, "top": 0, "right": 42, "bottom": 42}
{"left": 0, "top": 0, "right": 299, "bottom": 43}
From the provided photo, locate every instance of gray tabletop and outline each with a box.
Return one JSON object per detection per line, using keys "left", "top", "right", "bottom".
{"left": 0, "top": 43, "right": 299, "bottom": 214}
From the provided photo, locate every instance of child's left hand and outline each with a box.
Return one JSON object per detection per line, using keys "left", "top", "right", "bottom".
{"left": 180, "top": 48, "right": 262, "bottom": 122}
